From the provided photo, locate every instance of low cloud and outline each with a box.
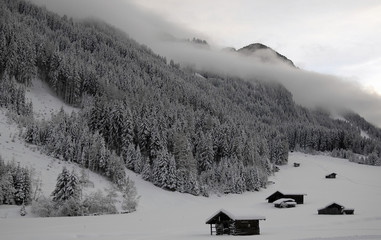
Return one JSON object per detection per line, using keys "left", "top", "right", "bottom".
{"left": 29, "top": 0, "right": 381, "bottom": 127}
{"left": 157, "top": 42, "right": 381, "bottom": 127}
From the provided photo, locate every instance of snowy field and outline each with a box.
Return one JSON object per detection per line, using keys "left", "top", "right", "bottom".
{"left": 1, "top": 136, "right": 381, "bottom": 240}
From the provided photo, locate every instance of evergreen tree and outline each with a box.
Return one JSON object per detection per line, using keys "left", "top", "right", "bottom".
{"left": 0, "top": 171, "right": 15, "bottom": 204}
{"left": 51, "top": 167, "right": 79, "bottom": 202}
{"left": 125, "top": 143, "right": 136, "bottom": 170}
{"left": 173, "top": 132, "right": 196, "bottom": 173}
{"left": 106, "top": 152, "right": 126, "bottom": 187}
{"left": 196, "top": 132, "right": 214, "bottom": 172}
{"left": 152, "top": 148, "right": 177, "bottom": 190}
{"left": 134, "top": 146, "right": 144, "bottom": 174}
{"left": 13, "top": 164, "right": 31, "bottom": 205}
{"left": 141, "top": 160, "right": 151, "bottom": 181}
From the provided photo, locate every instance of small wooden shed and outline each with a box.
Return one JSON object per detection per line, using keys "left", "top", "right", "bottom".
{"left": 294, "top": 163, "right": 300, "bottom": 167}
{"left": 205, "top": 209, "right": 266, "bottom": 236}
{"left": 318, "top": 202, "right": 354, "bottom": 215}
{"left": 266, "top": 191, "right": 306, "bottom": 204}
{"left": 326, "top": 173, "right": 337, "bottom": 179}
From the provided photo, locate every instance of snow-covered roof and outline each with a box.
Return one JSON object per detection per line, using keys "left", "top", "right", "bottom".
{"left": 205, "top": 209, "right": 266, "bottom": 223}
{"left": 318, "top": 202, "right": 344, "bottom": 211}
{"left": 266, "top": 191, "right": 307, "bottom": 199}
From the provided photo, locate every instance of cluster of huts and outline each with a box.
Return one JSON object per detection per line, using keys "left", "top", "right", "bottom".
{"left": 205, "top": 167, "right": 354, "bottom": 236}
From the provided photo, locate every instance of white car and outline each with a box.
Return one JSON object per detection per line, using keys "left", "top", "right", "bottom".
{"left": 274, "top": 198, "right": 297, "bottom": 208}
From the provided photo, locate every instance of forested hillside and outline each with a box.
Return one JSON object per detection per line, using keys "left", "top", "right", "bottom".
{"left": 1, "top": 0, "right": 380, "bottom": 197}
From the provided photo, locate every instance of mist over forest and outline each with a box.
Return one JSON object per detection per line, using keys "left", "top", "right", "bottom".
{"left": 29, "top": 0, "right": 381, "bottom": 128}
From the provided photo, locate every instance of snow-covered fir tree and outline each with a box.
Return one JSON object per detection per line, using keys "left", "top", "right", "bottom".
{"left": 152, "top": 148, "right": 177, "bottom": 191}
{"left": 51, "top": 167, "right": 80, "bottom": 203}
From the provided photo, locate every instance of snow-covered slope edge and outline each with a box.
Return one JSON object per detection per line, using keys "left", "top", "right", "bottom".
{"left": 0, "top": 109, "right": 116, "bottom": 217}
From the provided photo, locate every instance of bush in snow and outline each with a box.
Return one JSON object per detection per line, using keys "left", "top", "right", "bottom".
{"left": 121, "top": 177, "right": 139, "bottom": 213}
{"left": 31, "top": 196, "right": 56, "bottom": 217}
{"left": 20, "top": 204, "right": 26, "bottom": 216}
{"left": 82, "top": 190, "right": 117, "bottom": 215}
{"left": 55, "top": 197, "right": 83, "bottom": 217}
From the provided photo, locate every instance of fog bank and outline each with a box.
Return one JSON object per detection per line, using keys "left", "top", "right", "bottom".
{"left": 29, "top": 0, "right": 381, "bottom": 127}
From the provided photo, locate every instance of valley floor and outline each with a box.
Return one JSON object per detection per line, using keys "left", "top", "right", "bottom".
{"left": 1, "top": 150, "right": 381, "bottom": 240}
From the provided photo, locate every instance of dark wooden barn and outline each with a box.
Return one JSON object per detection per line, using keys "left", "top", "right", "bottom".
{"left": 318, "top": 202, "right": 354, "bottom": 215}
{"left": 266, "top": 191, "right": 306, "bottom": 204}
{"left": 205, "top": 209, "right": 266, "bottom": 236}
{"left": 326, "top": 173, "right": 337, "bottom": 179}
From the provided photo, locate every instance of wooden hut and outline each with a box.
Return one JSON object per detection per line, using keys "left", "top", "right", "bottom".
{"left": 325, "top": 173, "right": 337, "bottom": 179}
{"left": 318, "top": 203, "right": 344, "bottom": 214}
{"left": 318, "top": 202, "right": 354, "bottom": 215}
{"left": 205, "top": 209, "right": 266, "bottom": 235}
{"left": 266, "top": 191, "right": 306, "bottom": 204}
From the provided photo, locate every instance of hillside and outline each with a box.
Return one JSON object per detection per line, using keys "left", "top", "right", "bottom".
{"left": 1, "top": 152, "right": 381, "bottom": 239}
{"left": 0, "top": 85, "right": 124, "bottom": 214}
{"left": 0, "top": 0, "right": 381, "bottom": 199}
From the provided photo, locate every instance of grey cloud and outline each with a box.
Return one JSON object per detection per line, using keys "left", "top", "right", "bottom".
{"left": 29, "top": 0, "right": 381, "bottom": 127}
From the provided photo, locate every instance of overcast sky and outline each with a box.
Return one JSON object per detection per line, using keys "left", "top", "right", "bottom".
{"left": 29, "top": 0, "right": 381, "bottom": 126}
{"left": 132, "top": 0, "right": 381, "bottom": 95}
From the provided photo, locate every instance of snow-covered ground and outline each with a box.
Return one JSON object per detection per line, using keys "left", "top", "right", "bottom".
{"left": 361, "top": 130, "right": 370, "bottom": 139}
{"left": 1, "top": 129, "right": 381, "bottom": 240}
{"left": 25, "top": 78, "right": 78, "bottom": 120}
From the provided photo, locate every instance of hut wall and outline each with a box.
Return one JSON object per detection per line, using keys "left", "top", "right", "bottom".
{"left": 326, "top": 174, "right": 336, "bottom": 179}
{"left": 233, "top": 220, "right": 260, "bottom": 235}
{"left": 285, "top": 194, "right": 304, "bottom": 204}
{"left": 343, "top": 209, "right": 354, "bottom": 215}
{"left": 318, "top": 208, "right": 342, "bottom": 215}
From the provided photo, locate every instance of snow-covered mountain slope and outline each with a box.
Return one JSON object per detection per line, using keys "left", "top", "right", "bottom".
{"left": 25, "top": 78, "right": 78, "bottom": 120}
{"left": 1, "top": 147, "right": 380, "bottom": 239}
{"left": 0, "top": 67, "right": 380, "bottom": 240}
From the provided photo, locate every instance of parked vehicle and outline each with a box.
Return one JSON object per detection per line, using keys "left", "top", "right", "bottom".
{"left": 274, "top": 198, "right": 297, "bottom": 208}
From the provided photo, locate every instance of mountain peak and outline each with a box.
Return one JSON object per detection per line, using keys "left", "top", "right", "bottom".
{"left": 237, "top": 43, "right": 296, "bottom": 67}
{"left": 239, "top": 43, "right": 269, "bottom": 52}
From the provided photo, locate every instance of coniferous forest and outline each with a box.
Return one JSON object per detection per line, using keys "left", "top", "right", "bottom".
{"left": 1, "top": 0, "right": 381, "bottom": 199}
